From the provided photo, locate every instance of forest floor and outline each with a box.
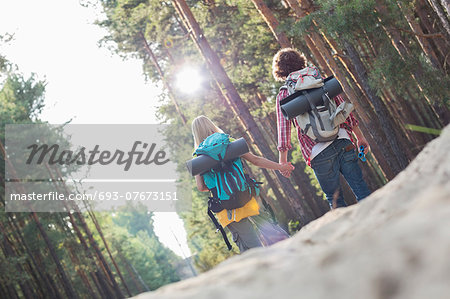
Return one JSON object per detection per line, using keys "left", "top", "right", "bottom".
{"left": 133, "top": 125, "right": 450, "bottom": 299}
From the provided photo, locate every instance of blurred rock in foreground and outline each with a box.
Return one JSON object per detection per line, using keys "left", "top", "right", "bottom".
{"left": 134, "top": 125, "right": 450, "bottom": 299}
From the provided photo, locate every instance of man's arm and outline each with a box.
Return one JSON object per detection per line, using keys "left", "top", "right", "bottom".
{"left": 278, "top": 150, "right": 292, "bottom": 178}
{"left": 276, "top": 89, "right": 293, "bottom": 177}
{"left": 334, "top": 95, "right": 369, "bottom": 154}
{"left": 353, "top": 126, "right": 370, "bottom": 154}
{"left": 279, "top": 150, "right": 288, "bottom": 164}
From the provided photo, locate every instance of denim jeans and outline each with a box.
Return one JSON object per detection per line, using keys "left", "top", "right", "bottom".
{"left": 310, "top": 138, "right": 371, "bottom": 209}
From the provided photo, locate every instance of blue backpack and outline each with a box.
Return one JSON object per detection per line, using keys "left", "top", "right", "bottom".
{"left": 194, "top": 132, "right": 260, "bottom": 212}
{"left": 194, "top": 132, "right": 267, "bottom": 250}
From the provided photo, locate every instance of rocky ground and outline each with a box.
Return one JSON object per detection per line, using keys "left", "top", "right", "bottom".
{"left": 134, "top": 125, "right": 450, "bottom": 299}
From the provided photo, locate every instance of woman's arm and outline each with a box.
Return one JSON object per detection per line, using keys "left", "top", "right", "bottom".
{"left": 241, "top": 152, "right": 294, "bottom": 172}
{"left": 195, "top": 175, "right": 209, "bottom": 192}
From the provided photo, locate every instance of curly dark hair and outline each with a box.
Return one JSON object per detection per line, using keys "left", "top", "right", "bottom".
{"left": 272, "top": 48, "right": 307, "bottom": 81}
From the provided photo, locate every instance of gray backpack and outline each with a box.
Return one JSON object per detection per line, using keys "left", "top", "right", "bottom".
{"left": 281, "top": 67, "right": 354, "bottom": 142}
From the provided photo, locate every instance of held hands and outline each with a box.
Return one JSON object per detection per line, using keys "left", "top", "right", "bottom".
{"left": 279, "top": 162, "right": 295, "bottom": 178}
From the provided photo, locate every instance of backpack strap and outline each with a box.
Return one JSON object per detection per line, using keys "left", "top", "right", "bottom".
{"left": 216, "top": 155, "right": 245, "bottom": 197}
{"left": 207, "top": 208, "right": 232, "bottom": 251}
{"left": 321, "top": 85, "right": 338, "bottom": 118}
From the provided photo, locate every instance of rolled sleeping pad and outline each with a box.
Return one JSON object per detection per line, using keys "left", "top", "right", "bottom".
{"left": 280, "top": 76, "right": 343, "bottom": 120}
{"left": 186, "top": 137, "right": 249, "bottom": 176}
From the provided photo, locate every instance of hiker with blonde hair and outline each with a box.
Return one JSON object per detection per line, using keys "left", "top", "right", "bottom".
{"left": 191, "top": 115, "right": 292, "bottom": 252}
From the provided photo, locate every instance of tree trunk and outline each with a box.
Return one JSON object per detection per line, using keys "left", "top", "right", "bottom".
{"left": 397, "top": 1, "right": 443, "bottom": 72}
{"left": 284, "top": 0, "right": 306, "bottom": 17}
{"left": 416, "top": 0, "right": 450, "bottom": 71}
{"left": 90, "top": 272, "right": 108, "bottom": 299}
{"left": 6, "top": 214, "right": 63, "bottom": 299}
{"left": 3, "top": 214, "right": 44, "bottom": 298}
{"left": 28, "top": 212, "right": 78, "bottom": 298}
{"left": 0, "top": 221, "right": 35, "bottom": 299}
{"left": 343, "top": 40, "right": 410, "bottom": 171}
{"left": 50, "top": 166, "right": 124, "bottom": 299}
{"left": 1, "top": 142, "right": 78, "bottom": 298}
{"left": 139, "top": 32, "right": 187, "bottom": 126}
{"left": 374, "top": 0, "right": 449, "bottom": 126}
{"left": 250, "top": 0, "right": 292, "bottom": 48}
{"left": 42, "top": 163, "right": 120, "bottom": 298}
{"left": 87, "top": 209, "right": 131, "bottom": 297}
{"left": 67, "top": 247, "right": 99, "bottom": 299}
{"left": 117, "top": 249, "right": 145, "bottom": 294}
{"left": 427, "top": 0, "right": 450, "bottom": 41}
{"left": 116, "top": 248, "right": 151, "bottom": 292}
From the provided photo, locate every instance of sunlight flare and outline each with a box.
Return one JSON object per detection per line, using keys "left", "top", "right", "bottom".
{"left": 175, "top": 66, "right": 203, "bottom": 94}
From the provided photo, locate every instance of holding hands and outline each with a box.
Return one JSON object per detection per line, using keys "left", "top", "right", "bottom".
{"left": 241, "top": 152, "right": 294, "bottom": 177}
{"left": 357, "top": 137, "right": 370, "bottom": 155}
{"left": 279, "top": 162, "right": 294, "bottom": 178}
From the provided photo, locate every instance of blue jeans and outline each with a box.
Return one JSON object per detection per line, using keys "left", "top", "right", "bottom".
{"left": 310, "top": 138, "right": 371, "bottom": 209}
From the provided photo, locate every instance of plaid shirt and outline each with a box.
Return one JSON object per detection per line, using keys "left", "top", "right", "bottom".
{"left": 276, "top": 88, "right": 359, "bottom": 166}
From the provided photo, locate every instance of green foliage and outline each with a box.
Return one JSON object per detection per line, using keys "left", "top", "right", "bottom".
{"left": 288, "top": 219, "right": 301, "bottom": 234}
{"left": 291, "top": 0, "right": 450, "bottom": 110}
{"left": 0, "top": 33, "right": 14, "bottom": 74}
{"left": 92, "top": 205, "right": 181, "bottom": 291}
{"left": 200, "top": 0, "right": 281, "bottom": 99}
{"left": 0, "top": 73, "right": 46, "bottom": 124}
{"left": 0, "top": 255, "right": 31, "bottom": 284}
{"left": 0, "top": 57, "right": 180, "bottom": 296}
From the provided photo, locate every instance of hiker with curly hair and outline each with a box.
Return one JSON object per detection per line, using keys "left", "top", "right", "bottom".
{"left": 272, "top": 48, "right": 371, "bottom": 209}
